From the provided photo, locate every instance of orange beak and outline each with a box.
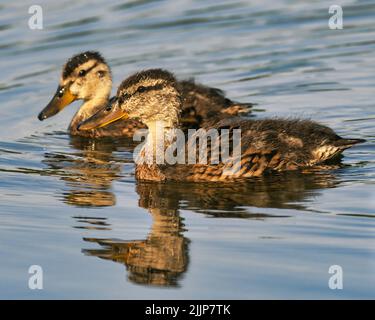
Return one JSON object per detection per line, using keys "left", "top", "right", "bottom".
{"left": 38, "top": 85, "right": 77, "bottom": 121}
{"left": 77, "top": 99, "right": 129, "bottom": 131}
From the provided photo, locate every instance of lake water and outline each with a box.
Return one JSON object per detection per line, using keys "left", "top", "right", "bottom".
{"left": 0, "top": 0, "right": 374, "bottom": 299}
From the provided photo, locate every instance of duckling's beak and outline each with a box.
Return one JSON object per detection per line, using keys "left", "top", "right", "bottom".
{"left": 77, "top": 99, "right": 129, "bottom": 131}
{"left": 38, "top": 85, "right": 77, "bottom": 121}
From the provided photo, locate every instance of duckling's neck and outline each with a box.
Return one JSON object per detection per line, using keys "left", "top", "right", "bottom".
{"left": 137, "top": 120, "right": 179, "bottom": 166}
{"left": 69, "top": 95, "right": 109, "bottom": 133}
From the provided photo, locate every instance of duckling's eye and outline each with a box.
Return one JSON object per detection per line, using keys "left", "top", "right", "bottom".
{"left": 97, "top": 70, "right": 105, "bottom": 78}
{"left": 137, "top": 86, "right": 146, "bottom": 93}
{"left": 57, "top": 87, "right": 65, "bottom": 98}
{"left": 78, "top": 70, "right": 86, "bottom": 77}
{"left": 106, "top": 106, "right": 112, "bottom": 112}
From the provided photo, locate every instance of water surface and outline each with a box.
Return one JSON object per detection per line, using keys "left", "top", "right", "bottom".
{"left": 0, "top": 0, "right": 374, "bottom": 299}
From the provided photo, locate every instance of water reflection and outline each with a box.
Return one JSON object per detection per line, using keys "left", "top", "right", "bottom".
{"left": 79, "top": 171, "right": 340, "bottom": 287}
{"left": 83, "top": 207, "right": 189, "bottom": 287}
{"left": 42, "top": 135, "right": 135, "bottom": 207}
{"left": 138, "top": 172, "right": 341, "bottom": 217}
{"left": 81, "top": 177, "right": 190, "bottom": 287}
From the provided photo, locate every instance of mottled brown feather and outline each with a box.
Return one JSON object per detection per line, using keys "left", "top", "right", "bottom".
{"left": 137, "top": 118, "right": 365, "bottom": 181}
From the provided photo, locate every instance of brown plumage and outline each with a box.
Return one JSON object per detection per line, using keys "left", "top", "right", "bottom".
{"left": 38, "top": 51, "right": 252, "bottom": 138}
{"left": 160, "top": 118, "right": 365, "bottom": 182}
{"left": 79, "top": 69, "right": 365, "bottom": 181}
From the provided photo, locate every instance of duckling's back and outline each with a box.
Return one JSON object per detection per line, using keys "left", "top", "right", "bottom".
{"left": 150, "top": 118, "right": 365, "bottom": 182}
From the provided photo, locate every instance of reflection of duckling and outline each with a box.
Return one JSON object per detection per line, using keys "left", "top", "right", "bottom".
{"left": 81, "top": 180, "right": 189, "bottom": 287}
{"left": 136, "top": 171, "right": 340, "bottom": 217}
{"left": 38, "top": 52, "right": 251, "bottom": 137}
{"left": 79, "top": 69, "right": 365, "bottom": 181}
{"left": 83, "top": 207, "right": 189, "bottom": 287}
{"left": 42, "top": 135, "right": 128, "bottom": 207}
{"left": 78, "top": 168, "right": 340, "bottom": 286}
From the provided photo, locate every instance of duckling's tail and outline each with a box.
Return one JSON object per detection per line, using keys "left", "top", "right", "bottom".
{"left": 313, "top": 138, "right": 365, "bottom": 164}
{"left": 333, "top": 138, "right": 366, "bottom": 149}
{"left": 221, "top": 102, "right": 254, "bottom": 116}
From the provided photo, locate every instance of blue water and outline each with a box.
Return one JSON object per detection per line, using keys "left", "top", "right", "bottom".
{"left": 0, "top": 0, "right": 374, "bottom": 299}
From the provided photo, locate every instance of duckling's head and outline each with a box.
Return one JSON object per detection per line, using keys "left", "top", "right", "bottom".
{"left": 78, "top": 69, "right": 182, "bottom": 131}
{"left": 38, "top": 51, "right": 112, "bottom": 121}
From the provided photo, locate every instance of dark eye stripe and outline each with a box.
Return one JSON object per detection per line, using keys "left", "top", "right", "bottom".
{"left": 118, "top": 83, "right": 165, "bottom": 104}
{"left": 78, "top": 62, "right": 98, "bottom": 77}
{"left": 136, "top": 83, "right": 164, "bottom": 93}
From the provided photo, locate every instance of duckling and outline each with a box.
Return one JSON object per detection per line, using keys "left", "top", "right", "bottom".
{"left": 38, "top": 51, "right": 252, "bottom": 138}
{"left": 78, "top": 69, "right": 365, "bottom": 182}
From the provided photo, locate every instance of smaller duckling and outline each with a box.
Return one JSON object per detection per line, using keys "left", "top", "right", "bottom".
{"left": 78, "top": 69, "right": 365, "bottom": 182}
{"left": 38, "top": 51, "right": 252, "bottom": 138}
{"left": 178, "top": 79, "right": 251, "bottom": 129}
{"left": 37, "top": 51, "right": 135, "bottom": 138}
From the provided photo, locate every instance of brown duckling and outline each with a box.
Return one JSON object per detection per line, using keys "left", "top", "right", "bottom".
{"left": 78, "top": 69, "right": 365, "bottom": 182}
{"left": 38, "top": 51, "right": 251, "bottom": 138}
